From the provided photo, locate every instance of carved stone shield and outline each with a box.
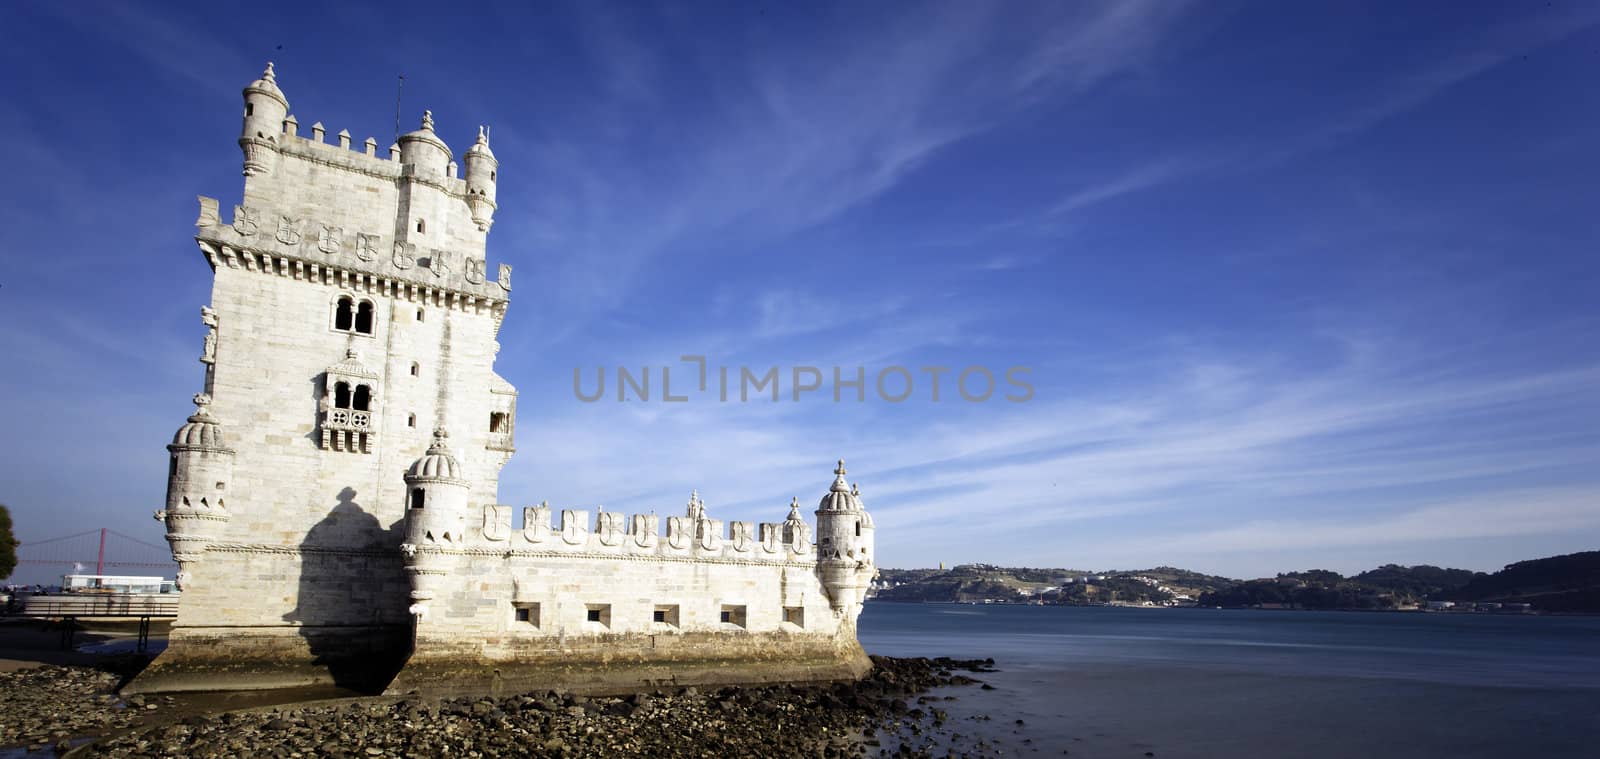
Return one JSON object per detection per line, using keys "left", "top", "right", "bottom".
{"left": 392, "top": 241, "right": 416, "bottom": 270}
{"left": 427, "top": 249, "right": 450, "bottom": 279}
{"left": 482, "top": 505, "right": 511, "bottom": 542}
{"left": 276, "top": 216, "right": 302, "bottom": 245}
{"left": 354, "top": 233, "right": 379, "bottom": 262}
{"left": 318, "top": 226, "right": 343, "bottom": 254}
{"left": 464, "top": 257, "right": 486, "bottom": 284}
{"left": 232, "top": 206, "right": 259, "bottom": 236}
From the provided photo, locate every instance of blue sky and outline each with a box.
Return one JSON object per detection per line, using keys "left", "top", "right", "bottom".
{"left": 2, "top": 1, "right": 1597, "bottom": 582}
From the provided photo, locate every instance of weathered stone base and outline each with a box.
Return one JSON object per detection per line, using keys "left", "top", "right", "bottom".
{"left": 123, "top": 624, "right": 411, "bottom": 695}
{"left": 385, "top": 629, "right": 873, "bottom": 698}
{"left": 125, "top": 625, "right": 872, "bottom": 699}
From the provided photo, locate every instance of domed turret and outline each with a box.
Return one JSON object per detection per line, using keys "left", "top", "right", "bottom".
{"left": 240, "top": 62, "right": 289, "bottom": 176}
{"left": 403, "top": 429, "right": 470, "bottom": 537}
{"left": 463, "top": 125, "right": 499, "bottom": 231}
{"left": 159, "top": 394, "right": 236, "bottom": 590}
{"left": 398, "top": 110, "right": 452, "bottom": 178}
{"left": 401, "top": 429, "right": 471, "bottom": 612}
{"left": 814, "top": 459, "right": 877, "bottom": 619}
{"left": 405, "top": 435, "right": 466, "bottom": 482}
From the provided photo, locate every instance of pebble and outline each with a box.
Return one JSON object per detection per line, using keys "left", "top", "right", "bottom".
{"left": 6, "top": 656, "right": 1000, "bottom": 758}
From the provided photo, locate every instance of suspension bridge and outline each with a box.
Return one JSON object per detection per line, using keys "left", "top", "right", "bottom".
{"left": 13, "top": 528, "right": 177, "bottom": 582}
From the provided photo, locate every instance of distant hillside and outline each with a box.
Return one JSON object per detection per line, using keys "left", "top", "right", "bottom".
{"left": 1196, "top": 564, "right": 1481, "bottom": 610}
{"left": 1444, "top": 551, "right": 1600, "bottom": 612}
{"left": 872, "top": 564, "right": 1231, "bottom": 606}
{"left": 876, "top": 552, "right": 1600, "bottom": 612}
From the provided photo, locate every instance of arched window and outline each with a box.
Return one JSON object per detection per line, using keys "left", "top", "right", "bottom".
{"left": 416, "top": 308, "right": 425, "bottom": 322}
{"left": 415, "top": 218, "right": 425, "bottom": 234}
{"left": 354, "top": 301, "right": 374, "bottom": 335}
{"left": 334, "top": 382, "right": 351, "bottom": 409}
{"left": 333, "top": 296, "right": 354, "bottom": 331}
{"left": 489, "top": 171, "right": 496, "bottom": 181}
{"left": 409, "top": 488, "right": 425, "bottom": 510}
{"left": 352, "top": 385, "right": 371, "bottom": 412}
{"left": 855, "top": 520, "right": 861, "bottom": 537}
{"left": 407, "top": 413, "right": 416, "bottom": 428}
{"left": 410, "top": 362, "right": 420, "bottom": 377}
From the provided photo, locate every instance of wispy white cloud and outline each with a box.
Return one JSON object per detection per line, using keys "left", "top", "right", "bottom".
{"left": 505, "top": 312, "right": 1600, "bottom": 575}
{"left": 1039, "top": 5, "right": 1600, "bottom": 218}
{"left": 498, "top": 1, "right": 1198, "bottom": 338}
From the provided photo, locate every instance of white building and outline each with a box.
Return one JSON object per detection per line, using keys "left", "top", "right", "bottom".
{"left": 131, "top": 64, "right": 878, "bottom": 696}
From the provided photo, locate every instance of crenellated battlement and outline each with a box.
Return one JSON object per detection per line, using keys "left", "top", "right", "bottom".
{"left": 262, "top": 113, "right": 484, "bottom": 195}
{"left": 469, "top": 500, "right": 815, "bottom": 562}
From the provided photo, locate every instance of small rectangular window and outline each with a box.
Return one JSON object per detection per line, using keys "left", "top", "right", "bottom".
{"left": 585, "top": 604, "right": 611, "bottom": 628}
{"left": 653, "top": 609, "right": 665, "bottom": 623}
{"left": 409, "top": 489, "right": 424, "bottom": 510}
{"left": 720, "top": 604, "right": 747, "bottom": 629}
{"left": 653, "top": 605, "right": 679, "bottom": 628}
{"left": 783, "top": 606, "right": 805, "bottom": 628}
{"left": 513, "top": 602, "right": 540, "bottom": 628}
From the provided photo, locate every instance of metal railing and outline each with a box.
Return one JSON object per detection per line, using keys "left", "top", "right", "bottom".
{"left": 17, "top": 595, "right": 180, "bottom": 619}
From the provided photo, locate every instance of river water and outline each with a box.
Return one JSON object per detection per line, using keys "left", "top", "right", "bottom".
{"left": 857, "top": 602, "right": 1600, "bottom": 757}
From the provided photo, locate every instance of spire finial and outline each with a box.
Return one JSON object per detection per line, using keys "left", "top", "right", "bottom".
{"left": 830, "top": 458, "right": 851, "bottom": 493}
{"left": 192, "top": 393, "right": 212, "bottom": 407}
{"left": 263, "top": 61, "right": 276, "bottom": 83}
{"left": 851, "top": 483, "right": 860, "bottom": 497}
{"left": 421, "top": 110, "right": 434, "bottom": 131}
{"left": 477, "top": 125, "right": 487, "bottom": 143}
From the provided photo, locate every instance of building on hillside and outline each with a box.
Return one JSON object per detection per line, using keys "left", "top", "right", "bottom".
{"left": 130, "top": 64, "right": 878, "bottom": 696}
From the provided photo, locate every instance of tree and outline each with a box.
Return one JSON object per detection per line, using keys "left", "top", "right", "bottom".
{"left": 0, "top": 505, "right": 17, "bottom": 580}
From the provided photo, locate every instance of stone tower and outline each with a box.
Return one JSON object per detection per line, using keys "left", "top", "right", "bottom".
{"left": 139, "top": 63, "right": 518, "bottom": 691}
{"left": 135, "top": 63, "right": 881, "bottom": 697}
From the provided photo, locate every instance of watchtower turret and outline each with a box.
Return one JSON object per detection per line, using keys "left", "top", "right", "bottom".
{"left": 401, "top": 430, "right": 471, "bottom": 613}
{"left": 814, "top": 459, "right": 876, "bottom": 620}
{"left": 240, "top": 62, "right": 288, "bottom": 176}
{"left": 398, "top": 110, "right": 452, "bottom": 178}
{"left": 463, "top": 126, "right": 499, "bottom": 231}
{"left": 158, "top": 394, "right": 236, "bottom": 589}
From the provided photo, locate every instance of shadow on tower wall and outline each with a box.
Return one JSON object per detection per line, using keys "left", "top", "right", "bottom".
{"left": 282, "top": 487, "right": 411, "bottom": 693}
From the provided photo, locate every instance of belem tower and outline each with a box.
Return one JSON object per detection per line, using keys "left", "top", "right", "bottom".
{"left": 130, "top": 64, "right": 879, "bottom": 696}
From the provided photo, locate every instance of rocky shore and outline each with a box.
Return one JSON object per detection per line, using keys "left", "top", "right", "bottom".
{"left": 2, "top": 656, "right": 1009, "bottom": 757}
{"left": 0, "top": 663, "right": 148, "bottom": 753}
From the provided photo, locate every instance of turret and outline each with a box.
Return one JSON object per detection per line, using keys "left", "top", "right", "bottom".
{"left": 157, "top": 394, "right": 236, "bottom": 590}
{"left": 463, "top": 126, "right": 499, "bottom": 231}
{"left": 397, "top": 110, "right": 452, "bottom": 179}
{"left": 814, "top": 459, "right": 876, "bottom": 620}
{"left": 400, "top": 430, "right": 470, "bottom": 613}
{"left": 240, "top": 62, "right": 288, "bottom": 176}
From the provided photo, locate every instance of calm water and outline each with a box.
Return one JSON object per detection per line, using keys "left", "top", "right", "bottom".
{"left": 858, "top": 603, "right": 1600, "bottom": 758}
